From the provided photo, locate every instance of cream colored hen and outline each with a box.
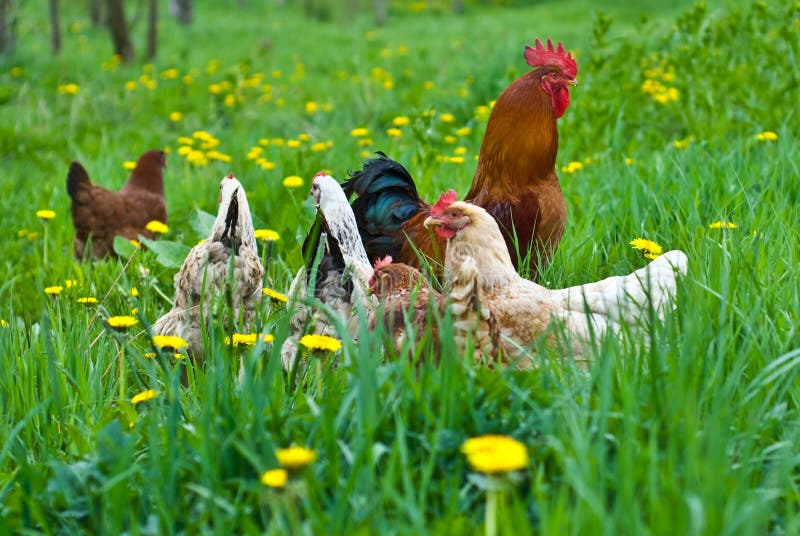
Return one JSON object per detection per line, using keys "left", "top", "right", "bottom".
{"left": 152, "top": 174, "right": 263, "bottom": 356}
{"left": 424, "top": 191, "right": 688, "bottom": 366}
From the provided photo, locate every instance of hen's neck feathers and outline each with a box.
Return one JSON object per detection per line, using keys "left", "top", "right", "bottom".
{"left": 446, "top": 208, "right": 519, "bottom": 287}
{"left": 468, "top": 69, "right": 558, "bottom": 202}
{"left": 122, "top": 158, "right": 165, "bottom": 195}
{"left": 212, "top": 180, "right": 257, "bottom": 255}
{"left": 320, "top": 183, "right": 373, "bottom": 279}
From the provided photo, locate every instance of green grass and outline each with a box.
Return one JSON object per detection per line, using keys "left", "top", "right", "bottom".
{"left": 2, "top": 0, "right": 799, "bottom": 532}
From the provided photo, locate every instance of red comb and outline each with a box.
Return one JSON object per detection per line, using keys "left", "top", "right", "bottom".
{"left": 373, "top": 255, "right": 393, "bottom": 270}
{"left": 524, "top": 38, "right": 577, "bottom": 79}
{"left": 313, "top": 170, "right": 326, "bottom": 179}
{"left": 225, "top": 172, "right": 234, "bottom": 179}
{"left": 430, "top": 190, "right": 458, "bottom": 218}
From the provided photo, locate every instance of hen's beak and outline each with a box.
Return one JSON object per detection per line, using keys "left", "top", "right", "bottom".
{"left": 423, "top": 216, "right": 440, "bottom": 229}
{"left": 567, "top": 79, "right": 578, "bottom": 87}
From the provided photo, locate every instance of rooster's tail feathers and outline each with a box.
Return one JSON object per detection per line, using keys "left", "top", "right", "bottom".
{"left": 66, "top": 161, "right": 91, "bottom": 199}
{"left": 342, "top": 153, "right": 423, "bottom": 260}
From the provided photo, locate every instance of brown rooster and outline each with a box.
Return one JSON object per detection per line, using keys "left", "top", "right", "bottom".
{"left": 66, "top": 149, "right": 167, "bottom": 260}
{"left": 344, "top": 38, "right": 577, "bottom": 277}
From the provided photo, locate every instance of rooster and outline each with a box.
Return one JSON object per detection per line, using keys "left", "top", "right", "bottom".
{"left": 423, "top": 191, "right": 688, "bottom": 366}
{"left": 344, "top": 38, "right": 577, "bottom": 276}
{"left": 152, "top": 173, "right": 263, "bottom": 357}
{"left": 67, "top": 149, "right": 168, "bottom": 260}
{"left": 281, "top": 172, "right": 374, "bottom": 371}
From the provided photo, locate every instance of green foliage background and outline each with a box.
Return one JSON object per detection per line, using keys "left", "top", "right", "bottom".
{"left": 0, "top": 0, "right": 799, "bottom": 533}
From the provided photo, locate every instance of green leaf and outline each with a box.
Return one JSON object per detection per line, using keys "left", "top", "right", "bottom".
{"left": 112, "top": 235, "right": 137, "bottom": 258}
{"left": 139, "top": 237, "right": 191, "bottom": 269}
{"left": 190, "top": 206, "right": 216, "bottom": 239}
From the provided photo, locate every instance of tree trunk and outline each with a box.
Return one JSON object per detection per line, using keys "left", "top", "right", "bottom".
{"left": 0, "top": 0, "right": 18, "bottom": 56}
{"left": 106, "top": 0, "right": 134, "bottom": 62}
{"left": 89, "top": 0, "right": 104, "bottom": 25}
{"left": 49, "top": 0, "right": 60, "bottom": 53}
{"left": 171, "top": 0, "right": 192, "bottom": 25}
{"left": 146, "top": 0, "right": 157, "bottom": 60}
{"left": 372, "top": 0, "right": 386, "bottom": 25}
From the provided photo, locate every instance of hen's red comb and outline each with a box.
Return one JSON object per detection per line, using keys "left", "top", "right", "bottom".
{"left": 313, "top": 170, "right": 326, "bottom": 179}
{"left": 524, "top": 38, "right": 577, "bottom": 79}
{"left": 373, "top": 255, "right": 393, "bottom": 270}
{"left": 225, "top": 172, "right": 234, "bottom": 179}
{"left": 430, "top": 190, "right": 458, "bottom": 218}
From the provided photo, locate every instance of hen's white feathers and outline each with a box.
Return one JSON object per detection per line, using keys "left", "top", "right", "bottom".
{"left": 280, "top": 174, "right": 374, "bottom": 370}
{"left": 152, "top": 175, "right": 264, "bottom": 356}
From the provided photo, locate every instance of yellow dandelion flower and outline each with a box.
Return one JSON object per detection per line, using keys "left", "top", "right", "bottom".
{"left": 447, "top": 156, "right": 465, "bottom": 164}
{"left": 130, "top": 239, "right": 140, "bottom": 248}
{"left": 161, "top": 68, "right": 179, "bottom": 79}
{"left": 254, "top": 229, "right": 280, "bottom": 241}
{"left": 392, "top": 116, "right": 410, "bottom": 126}
{"left": 276, "top": 446, "right": 316, "bottom": 471}
{"left": 260, "top": 468, "right": 288, "bottom": 488}
{"left": 454, "top": 146, "right": 467, "bottom": 156}
{"left": 65, "top": 280, "right": 78, "bottom": 288}
{"left": 708, "top": 221, "right": 737, "bottom": 229}
{"left": 456, "top": 127, "right": 471, "bottom": 136}
{"left": 625, "top": 157, "right": 635, "bottom": 165}
{"left": 225, "top": 333, "right": 275, "bottom": 347}
{"left": 673, "top": 136, "right": 694, "bottom": 149}
{"left": 0, "top": 319, "right": 8, "bottom": 327}
{"left": 443, "top": 135, "right": 457, "bottom": 144}
{"left": 58, "top": 83, "right": 79, "bottom": 95}
{"left": 386, "top": 128, "right": 402, "bottom": 138}
{"left": 76, "top": 297, "right": 98, "bottom": 305}
{"left": 44, "top": 286, "right": 63, "bottom": 295}
{"left": 153, "top": 335, "right": 189, "bottom": 350}
{"left": 561, "top": 161, "right": 584, "bottom": 174}
{"left": 351, "top": 127, "right": 369, "bottom": 137}
{"left": 131, "top": 389, "right": 158, "bottom": 405}
{"left": 423, "top": 81, "right": 435, "bottom": 90}
{"left": 460, "top": 434, "right": 528, "bottom": 474}
{"left": 178, "top": 137, "right": 194, "bottom": 146}
{"left": 298, "top": 133, "right": 311, "bottom": 142}
{"left": 299, "top": 334, "right": 342, "bottom": 352}
{"left": 257, "top": 159, "right": 276, "bottom": 171}
{"left": 756, "top": 131, "right": 778, "bottom": 141}
{"left": 270, "top": 138, "right": 285, "bottom": 146}
{"left": 169, "top": 112, "right": 182, "bottom": 122}
{"left": 358, "top": 138, "right": 373, "bottom": 147}
{"left": 131, "top": 307, "right": 138, "bottom": 315}
{"left": 263, "top": 288, "right": 288, "bottom": 303}
{"left": 36, "top": 209, "right": 56, "bottom": 220}
{"left": 283, "top": 176, "right": 304, "bottom": 188}
{"left": 106, "top": 315, "right": 138, "bottom": 330}
{"left": 311, "top": 141, "right": 329, "bottom": 152}
{"left": 629, "top": 238, "right": 663, "bottom": 258}
{"left": 224, "top": 94, "right": 237, "bottom": 107}
{"left": 146, "top": 220, "right": 169, "bottom": 234}
{"left": 130, "top": 287, "right": 139, "bottom": 297}
{"left": 287, "top": 139, "right": 301, "bottom": 148}
{"left": 124, "top": 81, "right": 137, "bottom": 91}
{"left": 207, "top": 151, "right": 232, "bottom": 163}
{"left": 305, "top": 101, "right": 318, "bottom": 113}
{"left": 439, "top": 113, "right": 455, "bottom": 123}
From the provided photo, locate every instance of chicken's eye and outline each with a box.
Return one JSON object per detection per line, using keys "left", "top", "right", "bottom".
{"left": 450, "top": 210, "right": 459, "bottom": 218}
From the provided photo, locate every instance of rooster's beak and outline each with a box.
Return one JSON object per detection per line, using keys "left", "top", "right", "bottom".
{"left": 423, "top": 216, "right": 440, "bottom": 229}
{"left": 567, "top": 79, "right": 578, "bottom": 87}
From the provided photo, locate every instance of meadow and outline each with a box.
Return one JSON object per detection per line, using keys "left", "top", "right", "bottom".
{"left": 1, "top": 0, "right": 799, "bottom": 532}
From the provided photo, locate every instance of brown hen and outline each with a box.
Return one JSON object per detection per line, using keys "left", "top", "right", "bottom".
{"left": 66, "top": 149, "right": 167, "bottom": 260}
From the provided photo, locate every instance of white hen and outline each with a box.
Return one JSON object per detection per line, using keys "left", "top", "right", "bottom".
{"left": 424, "top": 192, "right": 688, "bottom": 366}
{"left": 152, "top": 174, "right": 264, "bottom": 356}
{"left": 280, "top": 172, "right": 373, "bottom": 370}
